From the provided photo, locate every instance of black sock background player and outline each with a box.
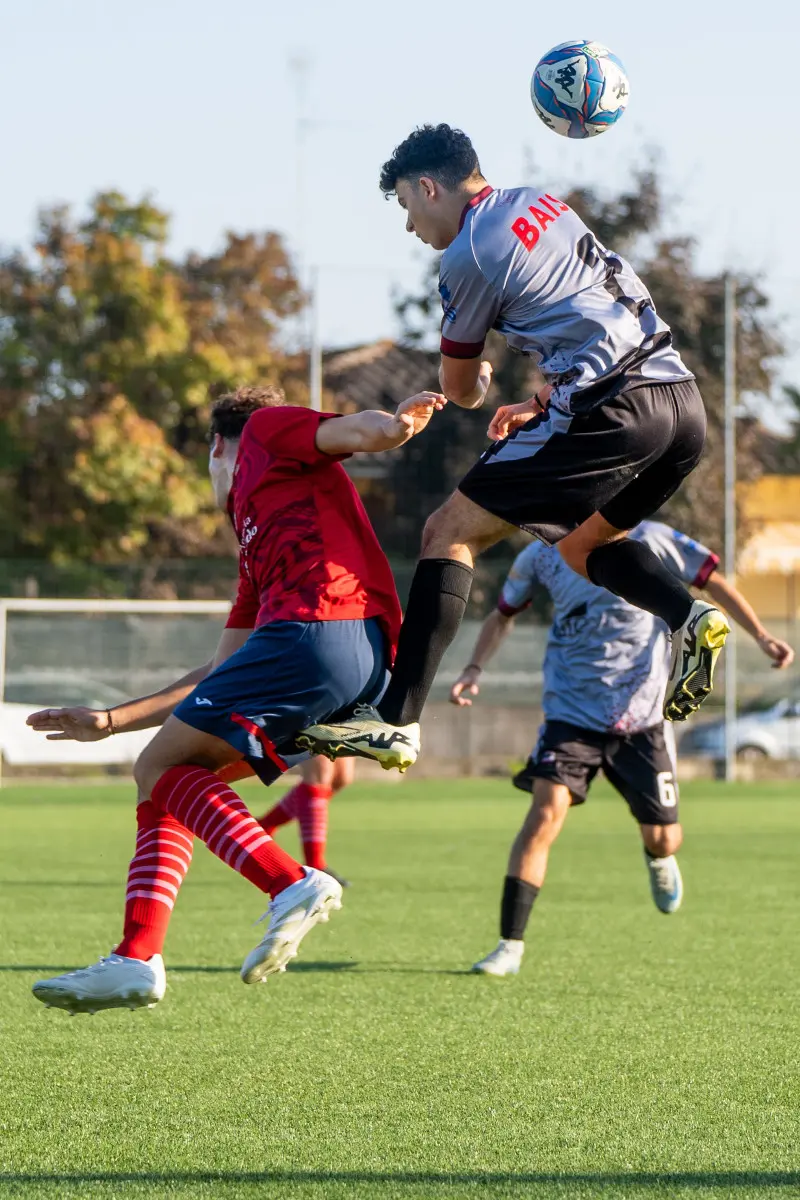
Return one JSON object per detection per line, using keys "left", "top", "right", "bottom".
{"left": 302, "top": 124, "right": 729, "bottom": 767}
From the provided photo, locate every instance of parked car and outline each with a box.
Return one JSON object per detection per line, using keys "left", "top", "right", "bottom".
{"left": 0, "top": 671, "right": 156, "bottom": 766}
{"left": 678, "top": 697, "right": 800, "bottom": 761}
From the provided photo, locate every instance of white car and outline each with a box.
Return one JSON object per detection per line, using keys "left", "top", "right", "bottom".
{"left": 0, "top": 672, "right": 156, "bottom": 766}
{"left": 678, "top": 697, "right": 800, "bottom": 761}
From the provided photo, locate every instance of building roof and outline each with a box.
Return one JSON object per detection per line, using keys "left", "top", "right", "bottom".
{"left": 324, "top": 340, "right": 439, "bottom": 414}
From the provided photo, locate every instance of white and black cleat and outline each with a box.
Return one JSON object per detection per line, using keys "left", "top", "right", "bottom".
{"left": 472, "top": 938, "right": 524, "bottom": 977}
{"left": 297, "top": 703, "right": 420, "bottom": 773}
{"left": 241, "top": 868, "right": 343, "bottom": 985}
{"left": 32, "top": 954, "right": 166, "bottom": 1015}
{"left": 664, "top": 601, "right": 730, "bottom": 722}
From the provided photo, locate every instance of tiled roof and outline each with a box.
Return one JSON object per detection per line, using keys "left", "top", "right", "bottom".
{"left": 323, "top": 340, "right": 439, "bottom": 413}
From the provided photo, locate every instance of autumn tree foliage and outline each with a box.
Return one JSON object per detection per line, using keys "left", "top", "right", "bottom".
{"left": 0, "top": 192, "right": 305, "bottom": 564}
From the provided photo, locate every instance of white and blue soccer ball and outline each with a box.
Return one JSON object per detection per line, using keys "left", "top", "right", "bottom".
{"left": 531, "top": 41, "right": 630, "bottom": 139}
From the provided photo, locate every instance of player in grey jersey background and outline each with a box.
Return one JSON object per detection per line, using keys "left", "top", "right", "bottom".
{"left": 303, "top": 124, "right": 730, "bottom": 773}
{"left": 449, "top": 522, "right": 793, "bottom": 977}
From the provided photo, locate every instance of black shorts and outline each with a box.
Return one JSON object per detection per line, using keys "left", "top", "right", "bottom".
{"left": 458, "top": 378, "right": 705, "bottom": 544}
{"left": 513, "top": 720, "right": 680, "bottom": 826}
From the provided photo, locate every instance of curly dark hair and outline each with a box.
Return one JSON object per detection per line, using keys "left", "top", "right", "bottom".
{"left": 209, "top": 385, "right": 288, "bottom": 440}
{"left": 379, "top": 124, "right": 481, "bottom": 196}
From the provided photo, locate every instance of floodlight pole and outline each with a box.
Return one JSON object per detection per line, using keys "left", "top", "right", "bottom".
{"left": 310, "top": 266, "right": 323, "bottom": 411}
{"left": 723, "top": 274, "right": 737, "bottom": 783}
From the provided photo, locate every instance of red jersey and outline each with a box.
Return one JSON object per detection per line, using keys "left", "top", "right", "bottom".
{"left": 225, "top": 406, "right": 401, "bottom": 659}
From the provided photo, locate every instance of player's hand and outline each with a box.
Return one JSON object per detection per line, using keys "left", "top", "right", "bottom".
{"left": 449, "top": 666, "right": 482, "bottom": 706}
{"left": 391, "top": 391, "right": 447, "bottom": 443}
{"left": 25, "top": 706, "right": 113, "bottom": 742}
{"left": 757, "top": 632, "right": 794, "bottom": 669}
{"left": 478, "top": 360, "right": 493, "bottom": 391}
{"left": 488, "top": 385, "right": 552, "bottom": 442}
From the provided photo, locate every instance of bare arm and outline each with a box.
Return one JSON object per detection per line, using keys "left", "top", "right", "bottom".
{"left": 315, "top": 392, "right": 445, "bottom": 456}
{"left": 703, "top": 572, "right": 794, "bottom": 668}
{"left": 439, "top": 357, "right": 493, "bottom": 409}
{"left": 449, "top": 609, "right": 515, "bottom": 706}
{"left": 27, "top": 626, "right": 253, "bottom": 741}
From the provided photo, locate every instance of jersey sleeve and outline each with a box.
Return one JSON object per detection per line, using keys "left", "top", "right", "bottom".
{"left": 244, "top": 407, "right": 348, "bottom": 466}
{"left": 497, "top": 546, "right": 540, "bottom": 615}
{"left": 225, "top": 567, "right": 260, "bottom": 629}
{"left": 641, "top": 522, "right": 719, "bottom": 588}
{"left": 438, "top": 245, "right": 502, "bottom": 360}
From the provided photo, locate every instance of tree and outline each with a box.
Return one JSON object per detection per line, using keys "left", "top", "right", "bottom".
{"left": 391, "top": 169, "right": 784, "bottom": 553}
{"left": 0, "top": 192, "right": 305, "bottom": 565}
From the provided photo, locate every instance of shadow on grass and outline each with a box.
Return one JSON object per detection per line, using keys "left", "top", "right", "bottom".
{"left": 0, "top": 880, "right": 117, "bottom": 888}
{"left": 0, "top": 961, "right": 470, "bottom": 976}
{"left": 0, "top": 1171, "right": 797, "bottom": 1189}
{"left": 1, "top": 961, "right": 360, "bottom": 976}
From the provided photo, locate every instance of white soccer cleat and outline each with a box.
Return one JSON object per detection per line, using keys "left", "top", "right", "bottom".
{"left": 664, "top": 600, "right": 730, "bottom": 722}
{"left": 296, "top": 703, "right": 420, "bottom": 773}
{"left": 32, "top": 954, "right": 166, "bottom": 1015}
{"left": 471, "top": 938, "right": 524, "bottom": 977}
{"left": 645, "top": 852, "right": 683, "bottom": 914}
{"left": 241, "top": 868, "right": 343, "bottom": 985}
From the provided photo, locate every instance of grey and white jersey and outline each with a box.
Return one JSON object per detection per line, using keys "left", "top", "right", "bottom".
{"left": 439, "top": 186, "right": 692, "bottom": 414}
{"left": 498, "top": 521, "right": 718, "bottom": 733}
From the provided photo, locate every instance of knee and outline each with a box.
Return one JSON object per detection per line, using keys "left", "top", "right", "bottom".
{"left": 329, "top": 757, "right": 355, "bottom": 793}
{"left": 643, "top": 823, "right": 683, "bottom": 857}
{"left": 420, "top": 504, "right": 451, "bottom": 556}
{"left": 523, "top": 794, "right": 567, "bottom": 841}
{"left": 305, "top": 756, "right": 335, "bottom": 789}
{"left": 134, "top": 747, "right": 169, "bottom": 801}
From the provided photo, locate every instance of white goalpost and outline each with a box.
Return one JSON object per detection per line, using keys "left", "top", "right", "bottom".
{"left": 0, "top": 598, "right": 231, "bottom": 785}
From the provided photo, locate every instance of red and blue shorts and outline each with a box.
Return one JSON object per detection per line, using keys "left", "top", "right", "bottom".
{"left": 173, "top": 618, "right": 389, "bottom": 785}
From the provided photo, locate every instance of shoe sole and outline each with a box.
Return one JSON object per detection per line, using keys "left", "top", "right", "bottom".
{"left": 295, "top": 733, "right": 417, "bottom": 774}
{"left": 664, "top": 610, "right": 730, "bottom": 722}
{"left": 241, "top": 889, "right": 343, "bottom": 985}
{"left": 471, "top": 963, "right": 521, "bottom": 977}
{"left": 32, "top": 986, "right": 163, "bottom": 1015}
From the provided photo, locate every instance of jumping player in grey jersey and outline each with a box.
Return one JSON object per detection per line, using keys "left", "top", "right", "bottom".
{"left": 302, "top": 125, "right": 730, "bottom": 771}
{"left": 450, "top": 522, "right": 792, "bottom": 976}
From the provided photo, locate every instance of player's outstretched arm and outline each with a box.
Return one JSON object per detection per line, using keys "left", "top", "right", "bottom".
{"left": 26, "top": 627, "right": 254, "bottom": 741}
{"left": 26, "top": 661, "right": 215, "bottom": 741}
{"left": 449, "top": 609, "right": 515, "bottom": 706}
{"left": 703, "top": 572, "right": 794, "bottom": 668}
{"left": 315, "top": 391, "right": 446, "bottom": 455}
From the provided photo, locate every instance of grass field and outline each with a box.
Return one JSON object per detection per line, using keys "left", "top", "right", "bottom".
{"left": 0, "top": 777, "right": 798, "bottom": 1200}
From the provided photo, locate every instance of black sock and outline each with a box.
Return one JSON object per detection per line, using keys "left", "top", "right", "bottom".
{"left": 500, "top": 875, "right": 540, "bottom": 941}
{"left": 585, "top": 538, "right": 694, "bottom": 633}
{"left": 379, "top": 558, "right": 474, "bottom": 726}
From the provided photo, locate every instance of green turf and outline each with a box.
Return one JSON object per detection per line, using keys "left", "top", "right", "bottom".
{"left": 0, "top": 778, "right": 798, "bottom": 1200}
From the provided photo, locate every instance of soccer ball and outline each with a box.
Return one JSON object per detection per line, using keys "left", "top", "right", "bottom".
{"left": 531, "top": 41, "right": 630, "bottom": 139}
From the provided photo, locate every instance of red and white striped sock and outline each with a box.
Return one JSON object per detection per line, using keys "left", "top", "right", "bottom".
{"left": 115, "top": 800, "right": 193, "bottom": 962}
{"left": 258, "top": 784, "right": 302, "bottom": 836}
{"left": 296, "top": 783, "right": 332, "bottom": 870}
{"left": 152, "top": 766, "right": 305, "bottom": 897}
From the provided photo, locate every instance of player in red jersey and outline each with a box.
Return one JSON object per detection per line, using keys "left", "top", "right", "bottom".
{"left": 29, "top": 384, "right": 443, "bottom": 1015}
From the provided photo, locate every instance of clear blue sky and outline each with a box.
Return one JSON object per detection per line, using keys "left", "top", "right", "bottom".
{"left": 2, "top": 0, "right": 799, "bottom": 403}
